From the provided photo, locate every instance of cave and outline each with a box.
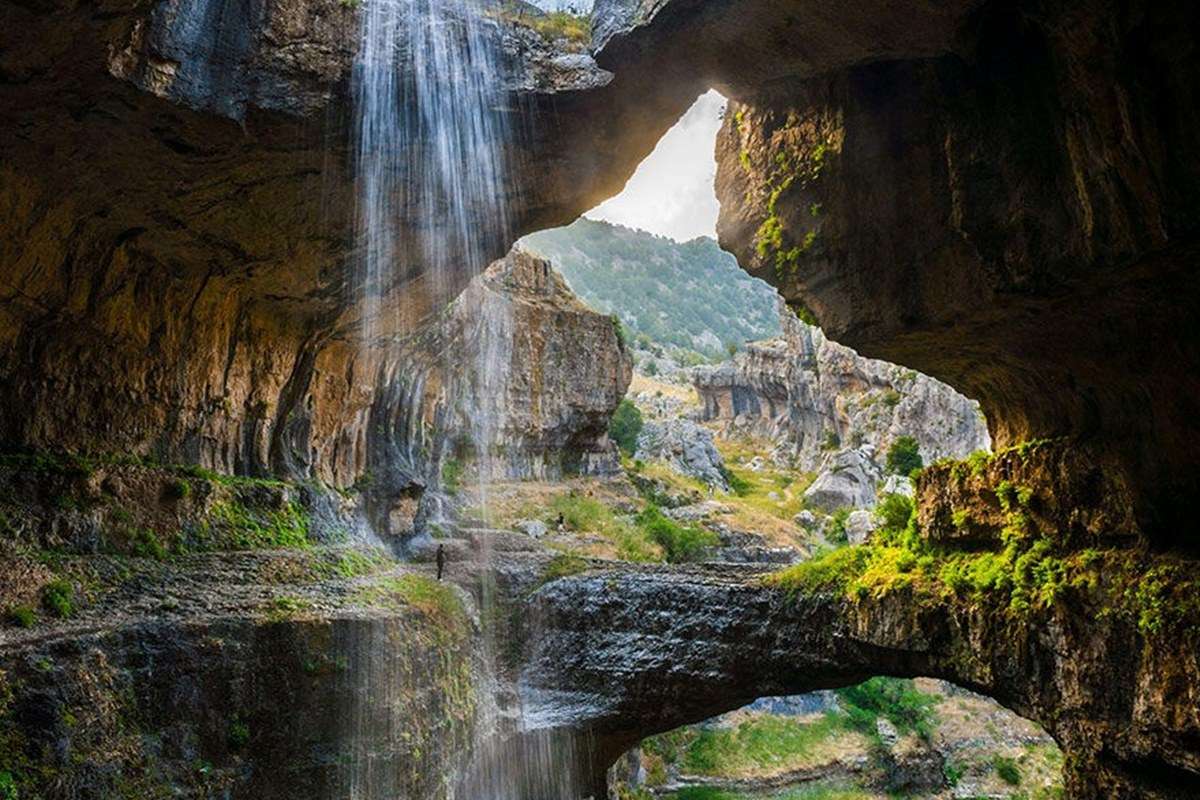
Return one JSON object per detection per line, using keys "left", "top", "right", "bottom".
{"left": 1, "top": 0, "right": 1199, "bottom": 797}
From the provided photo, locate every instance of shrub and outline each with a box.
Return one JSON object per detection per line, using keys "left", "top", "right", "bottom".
{"left": 886, "top": 436, "right": 923, "bottom": 475}
{"left": 7, "top": 605, "right": 36, "bottom": 628}
{"left": 722, "top": 467, "right": 752, "bottom": 497}
{"left": 608, "top": 399, "right": 644, "bottom": 456}
{"left": 165, "top": 477, "right": 192, "bottom": 500}
{"left": 875, "top": 493, "right": 913, "bottom": 536}
{"left": 0, "top": 771, "right": 17, "bottom": 800}
{"left": 41, "top": 579, "right": 74, "bottom": 619}
{"left": 821, "top": 430, "right": 840, "bottom": 451}
{"left": 993, "top": 754, "right": 1022, "bottom": 785}
{"left": 636, "top": 505, "right": 717, "bottom": 563}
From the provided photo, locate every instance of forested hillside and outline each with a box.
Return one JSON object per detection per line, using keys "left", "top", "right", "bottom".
{"left": 521, "top": 218, "right": 780, "bottom": 363}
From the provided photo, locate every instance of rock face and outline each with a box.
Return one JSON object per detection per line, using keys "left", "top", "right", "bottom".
{"left": 694, "top": 308, "right": 990, "bottom": 472}
{"left": 712, "top": 1, "right": 1200, "bottom": 543}
{"left": 634, "top": 419, "right": 728, "bottom": 490}
{"left": 522, "top": 557, "right": 1200, "bottom": 799}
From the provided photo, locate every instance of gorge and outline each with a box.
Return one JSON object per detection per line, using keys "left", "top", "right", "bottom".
{"left": 2, "top": 0, "right": 1199, "bottom": 798}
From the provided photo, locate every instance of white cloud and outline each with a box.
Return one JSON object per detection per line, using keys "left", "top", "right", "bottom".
{"left": 584, "top": 89, "right": 726, "bottom": 241}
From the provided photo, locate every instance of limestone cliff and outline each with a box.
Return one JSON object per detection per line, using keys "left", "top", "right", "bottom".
{"left": 694, "top": 307, "right": 990, "bottom": 472}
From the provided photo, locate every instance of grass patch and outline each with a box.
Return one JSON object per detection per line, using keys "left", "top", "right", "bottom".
{"left": 355, "top": 575, "right": 468, "bottom": 642}
{"left": 682, "top": 713, "right": 848, "bottom": 777}
{"left": 540, "top": 553, "right": 591, "bottom": 584}
{"left": 264, "top": 595, "right": 311, "bottom": 622}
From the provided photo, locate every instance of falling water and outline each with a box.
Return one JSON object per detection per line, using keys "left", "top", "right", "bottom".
{"left": 353, "top": 0, "right": 510, "bottom": 332}
{"left": 349, "top": 0, "right": 594, "bottom": 796}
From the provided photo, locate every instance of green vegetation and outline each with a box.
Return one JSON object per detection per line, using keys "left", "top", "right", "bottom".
{"left": 165, "top": 477, "right": 191, "bottom": 500}
{"left": 522, "top": 218, "right": 781, "bottom": 362}
{"left": 636, "top": 505, "right": 717, "bottom": 563}
{"left": 441, "top": 457, "right": 464, "bottom": 495}
{"left": 355, "top": 574, "right": 468, "bottom": 642}
{"left": 875, "top": 493, "right": 913, "bottom": 537}
{"left": 6, "top": 606, "right": 35, "bottom": 628}
{"left": 885, "top": 436, "right": 922, "bottom": 475}
{"left": 683, "top": 713, "right": 846, "bottom": 776}
{"left": 994, "top": 754, "right": 1022, "bottom": 785}
{"left": 836, "top": 677, "right": 938, "bottom": 742}
{"left": 41, "top": 579, "right": 73, "bottom": 619}
{"left": 547, "top": 493, "right": 717, "bottom": 563}
{"left": 265, "top": 595, "right": 311, "bottom": 622}
{"left": 227, "top": 720, "right": 250, "bottom": 750}
{"left": 540, "top": 553, "right": 591, "bottom": 584}
{"left": 609, "top": 399, "right": 644, "bottom": 456}
{"left": 766, "top": 449, "right": 1200, "bottom": 638}
{"left": 0, "top": 771, "right": 16, "bottom": 800}
{"left": 825, "top": 507, "right": 851, "bottom": 545}
{"left": 197, "top": 498, "right": 311, "bottom": 551}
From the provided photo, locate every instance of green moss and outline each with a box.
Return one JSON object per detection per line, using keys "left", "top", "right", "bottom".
{"left": 265, "top": 595, "right": 311, "bottom": 622}
{"left": 197, "top": 498, "right": 311, "bottom": 551}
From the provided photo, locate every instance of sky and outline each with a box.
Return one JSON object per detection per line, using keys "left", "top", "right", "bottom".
{"left": 584, "top": 90, "right": 727, "bottom": 242}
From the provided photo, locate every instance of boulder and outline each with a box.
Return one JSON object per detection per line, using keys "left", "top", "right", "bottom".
{"left": 845, "top": 509, "right": 878, "bottom": 545}
{"left": 635, "top": 419, "right": 730, "bottom": 491}
{"left": 514, "top": 519, "right": 549, "bottom": 539}
{"left": 802, "top": 447, "right": 882, "bottom": 512}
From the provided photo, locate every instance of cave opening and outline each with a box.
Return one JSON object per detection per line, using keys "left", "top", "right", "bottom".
{"left": 608, "top": 677, "right": 1065, "bottom": 800}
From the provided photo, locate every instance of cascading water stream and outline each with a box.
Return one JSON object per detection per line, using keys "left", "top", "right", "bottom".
{"left": 349, "top": 0, "right": 590, "bottom": 796}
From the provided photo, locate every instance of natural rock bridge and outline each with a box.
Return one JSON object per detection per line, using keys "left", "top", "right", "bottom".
{"left": 516, "top": 561, "right": 1200, "bottom": 800}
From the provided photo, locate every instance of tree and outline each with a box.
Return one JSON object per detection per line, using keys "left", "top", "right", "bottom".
{"left": 608, "top": 399, "right": 644, "bottom": 456}
{"left": 886, "top": 436, "right": 923, "bottom": 475}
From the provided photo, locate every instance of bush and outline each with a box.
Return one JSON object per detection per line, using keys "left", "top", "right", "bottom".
{"left": 886, "top": 436, "right": 923, "bottom": 475}
{"left": 636, "top": 505, "right": 717, "bottom": 563}
{"left": 0, "top": 771, "right": 17, "bottom": 800}
{"left": 609, "top": 399, "right": 644, "bottom": 456}
{"left": 993, "top": 755, "right": 1022, "bottom": 785}
{"left": 7, "top": 605, "right": 36, "bottom": 628}
{"left": 875, "top": 493, "right": 913, "bottom": 536}
{"left": 165, "top": 477, "right": 192, "bottom": 500}
{"left": 41, "top": 579, "right": 74, "bottom": 619}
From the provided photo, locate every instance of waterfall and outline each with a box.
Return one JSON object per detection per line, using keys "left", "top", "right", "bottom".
{"left": 353, "top": 0, "right": 510, "bottom": 333}
{"left": 349, "top": 0, "right": 593, "bottom": 796}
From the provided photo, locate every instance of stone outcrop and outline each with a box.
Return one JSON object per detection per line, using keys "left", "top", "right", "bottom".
{"left": 694, "top": 308, "right": 990, "bottom": 472}
{"left": 633, "top": 418, "right": 728, "bottom": 490}
{"left": 712, "top": 1, "right": 1200, "bottom": 544}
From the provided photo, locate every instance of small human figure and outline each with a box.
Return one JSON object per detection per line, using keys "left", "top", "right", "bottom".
{"left": 556, "top": 512, "right": 565, "bottom": 533}
{"left": 436, "top": 543, "right": 446, "bottom": 581}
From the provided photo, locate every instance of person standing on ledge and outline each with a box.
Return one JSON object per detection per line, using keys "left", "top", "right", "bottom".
{"left": 436, "top": 543, "right": 446, "bottom": 581}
